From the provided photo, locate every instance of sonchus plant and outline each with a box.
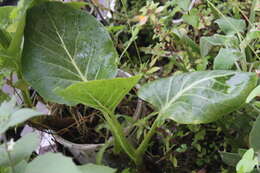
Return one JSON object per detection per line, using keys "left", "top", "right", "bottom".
{"left": 18, "top": 1, "right": 257, "bottom": 167}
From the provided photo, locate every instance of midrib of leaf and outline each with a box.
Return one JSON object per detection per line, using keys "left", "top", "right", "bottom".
{"left": 160, "top": 72, "right": 236, "bottom": 114}
{"left": 45, "top": 8, "right": 87, "bottom": 82}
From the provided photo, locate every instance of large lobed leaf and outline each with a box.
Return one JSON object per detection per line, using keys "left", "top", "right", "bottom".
{"left": 138, "top": 71, "right": 257, "bottom": 124}
{"left": 22, "top": 2, "right": 118, "bottom": 103}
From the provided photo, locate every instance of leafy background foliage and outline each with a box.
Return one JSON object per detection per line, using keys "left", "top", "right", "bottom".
{"left": 0, "top": 0, "right": 259, "bottom": 173}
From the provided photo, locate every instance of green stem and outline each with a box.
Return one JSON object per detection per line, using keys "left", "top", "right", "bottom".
{"left": 17, "top": 72, "right": 32, "bottom": 108}
{"left": 102, "top": 111, "right": 138, "bottom": 164}
{"left": 135, "top": 114, "right": 162, "bottom": 165}
{"left": 3, "top": 134, "right": 15, "bottom": 173}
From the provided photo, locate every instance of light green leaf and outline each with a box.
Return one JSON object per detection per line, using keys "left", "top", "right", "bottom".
{"left": 249, "top": 115, "right": 260, "bottom": 152}
{"left": 57, "top": 76, "right": 141, "bottom": 161}
{"left": 25, "top": 152, "right": 115, "bottom": 173}
{"left": 246, "top": 85, "right": 260, "bottom": 103}
{"left": 236, "top": 148, "right": 257, "bottom": 173}
{"left": 0, "top": 133, "right": 39, "bottom": 166}
{"left": 25, "top": 153, "right": 81, "bottom": 173}
{"left": 0, "top": 97, "right": 43, "bottom": 134}
{"left": 213, "top": 48, "right": 241, "bottom": 70}
{"left": 57, "top": 75, "right": 141, "bottom": 113}
{"left": 176, "top": 0, "right": 190, "bottom": 11}
{"left": 182, "top": 9, "right": 199, "bottom": 28}
{"left": 7, "top": 0, "right": 36, "bottom": 55}
{"left": 13, "top": 160, "right": 28, "bottom": 173}
{"left": 22, "top": 2, "right": 118, "bottom": 104}
{"left": 240, "top": 29, "right": 260, "bottom": 50}
{"left": 138, "top": 71, "right": 257, "bottom": 124}
{"left": 199, "top": 34, "right": 239, "bottom": 57}
{"left": 215, "top": 17, "right": 246, "bottom": 35}
{"left": 79, "top": 164, "right": 116, "bottom": 173}
{"left": 0, "top": 6, "right": 14, "bottom": 30}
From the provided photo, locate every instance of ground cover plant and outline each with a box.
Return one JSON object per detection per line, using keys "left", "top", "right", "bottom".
{"left": 0, "top": 0, "right": 259, "bottom": 172}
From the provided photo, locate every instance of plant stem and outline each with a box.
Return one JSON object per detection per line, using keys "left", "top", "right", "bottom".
{"left": 17, "top": 72, "right": 32, "bottom": 108}
{"left": 135, "top": 114, "right": 162, "bottom": 165}
{"left": 3, "top": 134, "right": 15, "bottom": 173}
{"left": 102, "top": 111, "right": 138, "bottom": 164}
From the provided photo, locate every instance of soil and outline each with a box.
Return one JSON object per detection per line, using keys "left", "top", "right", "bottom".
{"left": 39, "top": 90, "right": 144, "bottom": 144}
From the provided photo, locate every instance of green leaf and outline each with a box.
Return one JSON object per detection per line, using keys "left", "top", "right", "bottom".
{"left": 220, "top": 152, "right": 241, "bottom": 166}
{"left": 236, "top": 148, "right": 257, "bottom": 173}
{"left": 57, "top": 76, "right": 141, "bottom": 162}
{"left": 7, "top": 0, "right": 36, "bottom": 55}
{"left": 240, "top": 29, "right": 260, "bottom": 50}
{"left": 199, "top": 34, "right": 239, "bottom": 57}
{"left": 249, "top": 115, "right": 260, "bottom": 152}
{"left": 13, "top": 160, "right": 27, "bottom": 173}
{"left": 173, "top": 29, "right": 200, "bottom": 54}
{"left": 0, "top": 133, "right": 39, "bottom": 166}
{"left": 57, "top": 75, "right": 141, "bottom": 113}
{"left": 213, "top": 48, "right": 241, "bottom": 70}
{"left": 65, "top": 1, "right": 89, "bottom": 9}
{"left": 182, "top": 9, "right": 199, "bottom": 28}
{"left": 25, "top": 153, "right": 115, "bottom": 173}
{"left": 246, "top": 85, "right": 260, "bottom": 103}
{"left": 215, "top": 17, "right": 246, "bottom": 35}
{"left": 138, "top": 71, "right": 257, "bottom": 124}
{"left": 22, "top": 2, "right": 118, "bottom": 104}
{"left": 25, "top": 153, "right": 82, "bottom": 173}
{"left": 0, "top": 6, "right": 14, "bottom": 30}
{"left": 0, "top": 29, "right": 12, "bottom": 49}
{"left": 176, "top": 0, "right": 190, "bottom": 11}
{"left": 0, "top": 97, "right": 43, "bottom": 134}
{"left": 79, "top": 164, "right": 116, "bottom": 173}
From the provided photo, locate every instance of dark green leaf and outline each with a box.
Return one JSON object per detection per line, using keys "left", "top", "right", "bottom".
{"left": 22, "top": 2, "right": 118, "bottom": 103}
{"left": 249, "top": 115, "right": 260, "bottom": 152}
{"left": 220, "top": 151, "right": 241, "bottom": 166}
{"left": 138, "top": 71, "right": 257, "bottom": 124}
{"left": 173, "top": 29, "right": 200, "bottom": 54}
{"left": 0, "top": 29, "right": 11, "bottom": 49}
